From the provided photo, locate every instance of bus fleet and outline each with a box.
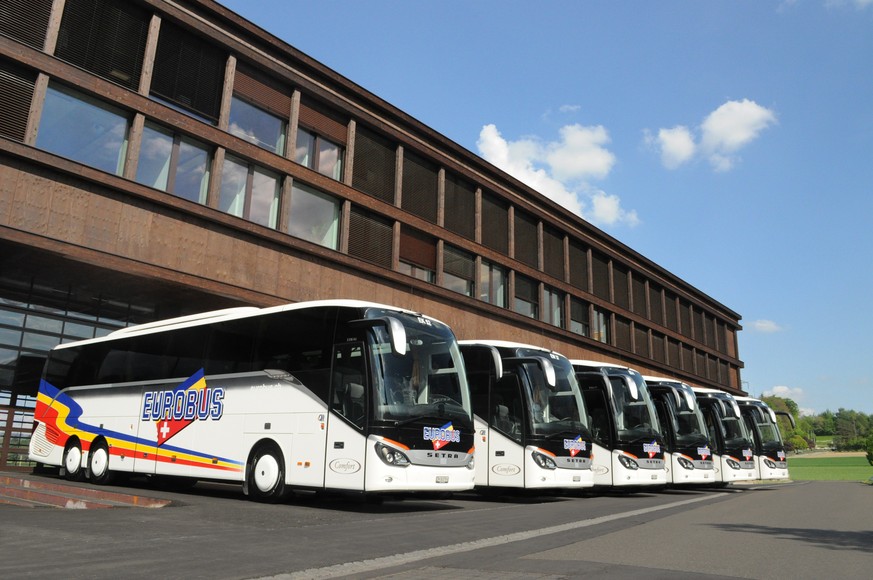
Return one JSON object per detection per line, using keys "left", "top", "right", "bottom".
{"left": 29, "top": 300, "right": 791, "bottom": 501}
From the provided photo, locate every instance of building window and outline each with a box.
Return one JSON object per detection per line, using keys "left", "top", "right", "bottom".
{"left": 443, "top": 245, "right": 475, "bottom": 297}
{"left": 287, "top": 183, "right": 340, "bottom": 250}
{"left": 229, "top": 95, "right": 286, "bottom": 154}
{"left": 444, "top": 173, "right": 475, "bottom": 240}
{"left": 514, "top": 210, "right": 538, "bottom": 268}
{"left": 136, "top": 122, "right": 211, "bottom": 204}
{"left": 479, "top": 260, "right": 507, "bottom": 308}
{"left": 348, "top": 207, "right": 392, "bottom": 268}
{"left": 481, "top": 193, "right": 509, "bottom": 254}
{"left": 570, "top": 297, "right": 589, "bottom": 337}
{"left": 36, "top": 84, "right": 129, "bottom": 175}
{"left": 218, "top": 156, "right": 279, "bottom": 228}
{"left": 592, "top": 307, "right": 610, "bottom": 344}
{"left": 0, "top": 61, "right": 36, "bottom": 143}
{"left": 0, "top": 0, "right": 52, "bottom": 50}
{"left": 543, "top": 286, "right": 564, "bottom": 328}
{"left": 150, "top": 21, "right": 224, "bottom": 124}
{"left": 514, "top": 274, "right": 538, "bottom": 319}
{"left": 55, "top": 0, "right": 149, "bottom": 91}
{"left": 352, "top": 125, "right": 395, "bottom": 203}
{"left": 613, "top": 263, "right": 629, "bottom": 309}
{"left": 402, "top": 149, "right": 438, "bottom": 223}
{"left": 591, "top": 251, "right": 610, "bottom": 301}
{"left": 634, "top": 324, "right": 650, "bottom": 358}
{"left": 569, "top": 240, "right": 589, "bottom": 292}
{"left": 399, "top": 227, "right": 435, "bottom": 283}
{"left": 295, "top": 128, "right": 343, "bottom": 180}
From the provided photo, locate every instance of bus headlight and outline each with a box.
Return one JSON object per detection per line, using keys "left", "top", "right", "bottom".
{"left": 763, "top": 458, "right": 777, "bottom": 469}
{"left": 677, "top": 456, "right": 694, "bottom": 470}
{"left": 466, "top": 454, "right": 475, "bottom": 470}
{"left": 618, "top": 454, "right": 639, "bottom": 470}
{"left": 375, "top": 442, "right": 410, "bottom": 467}
{"left": 532, "top": 450, "right": 557, "bottom": 470}
{"left": 726, "top": 458, "right": 741, "bottom": 470}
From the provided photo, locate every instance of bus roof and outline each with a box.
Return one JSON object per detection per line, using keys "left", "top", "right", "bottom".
{"left": 569, "top": 359, "right": 632, "bottom": 371}
{"left": 458, "top": 339, "right": 565, "bottom": 357}
{"left": 642, "top": 375, "right": 693, "bottom": 387}
{"left": 52, "top": 299, "right": 433, "bottom": 351}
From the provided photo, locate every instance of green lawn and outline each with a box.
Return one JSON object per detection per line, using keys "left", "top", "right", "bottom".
{"left": 788, "top": 454, "right": 873, "bottom": 482}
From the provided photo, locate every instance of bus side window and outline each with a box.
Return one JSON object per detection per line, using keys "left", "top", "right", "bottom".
{"left": 332, "top": 344, "right": 366, "bottom": 428}
{"left": 491, "top": 374, "right": 522, "bottom": 441}
{"left": 583, "top": 389, "right": 610, "bottom": 444}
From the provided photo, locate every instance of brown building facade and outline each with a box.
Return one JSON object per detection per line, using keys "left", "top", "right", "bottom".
{"left": 0, "top": 0, "right": 743, "bottom": 471}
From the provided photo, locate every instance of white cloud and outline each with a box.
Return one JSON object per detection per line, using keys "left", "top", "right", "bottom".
{"left": 477, "top": 123, "right": 638, "bottom": 228}
{"left": 559, "top": 104, "right": 581, "bottom": 114}
{"left": 590, "top": 190, "right": 640, "bottom": 228}
{"left": 760, "top": 385, "right": 814, "bottom": 415}
{"left": 648, "top": 126, "right": 696, "bottom": 169}
{"left": 546, "top": 124, "right": 616, "bottom": 181}
{"left": 762, "top": 385, "right": 804, "bottom": 399}
{"left": 700, "top": 99, "right": 777, "bottom": 171}
{"left": 751, "top": 319, "right": 784, "bottom": 333}
{"left": 647, "top": 99, "right": 776, "bottom": 171}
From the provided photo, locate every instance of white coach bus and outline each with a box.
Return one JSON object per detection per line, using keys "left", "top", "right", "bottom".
{"left": 692, "top": 387, "right": 757, "bottom": 484}
{"left": 459, "top": 341, "right": 593, "bottom": 491}
{"left": 571, "top": 361, "right": 667, "bottom": 488}
{"left": 29, "top": 300, "right": 475, "bottom": 501}
{"left": 643, "top": 376, "right": 715, "bottom": 485}
{"left": 734, "top": 396, "right": 795, "bottom": 481}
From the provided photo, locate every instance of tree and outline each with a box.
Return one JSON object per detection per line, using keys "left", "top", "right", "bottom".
{"left": 867, "top": 434, "right": 873, "bottom": 467}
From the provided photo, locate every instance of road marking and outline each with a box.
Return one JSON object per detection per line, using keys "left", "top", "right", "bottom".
{"left": 264, "top": 493, "right": 717, "bottom": 579}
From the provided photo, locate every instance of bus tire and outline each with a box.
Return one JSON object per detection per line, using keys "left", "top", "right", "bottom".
{"left": 246, "top": 442, "right": 288, "bottom": 503}
{"left": 89, "top": 439, "right": 115, "bottom": 485}
{"left": 63, "top": 439, "right": 84, "bottom": 482}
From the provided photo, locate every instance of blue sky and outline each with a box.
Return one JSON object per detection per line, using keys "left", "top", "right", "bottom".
{"left": 219, "top": 1, "right": 873, "bottom": 415}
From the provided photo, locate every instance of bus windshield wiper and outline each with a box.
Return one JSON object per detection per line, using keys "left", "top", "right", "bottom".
{"left": 393, "top": 414, "right": 446, "bottom": 428}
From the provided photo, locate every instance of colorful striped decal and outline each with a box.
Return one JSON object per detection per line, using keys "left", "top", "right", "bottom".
{"left": 35, "top": 373, "right": 244, "bottom": 474}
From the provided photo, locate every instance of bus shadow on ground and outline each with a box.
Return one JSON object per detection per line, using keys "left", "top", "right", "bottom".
{"left": 709, "top": 522, "right": 873, "bottom": 553}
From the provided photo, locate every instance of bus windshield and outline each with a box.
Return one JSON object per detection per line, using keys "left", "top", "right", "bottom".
{"left": 608, "top": 371, "right": 659, "bottom": 443}
{"left": 369, "top": 313, "right": 471, "bottom": 424}
{"left": 672, "top": 386, "right": 709, "bottom": 446}
{"left": 516, "top": 351, "right": 588, "bottom": 437}
{"left": 750, "top": 406, "right": 784, "bottom": 448}
{"left": 717, "top": 402, "right": 752, "bottom": 448}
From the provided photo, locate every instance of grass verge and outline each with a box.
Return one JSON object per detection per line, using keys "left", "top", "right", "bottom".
{"left": 787, "top": 455, "right": 873, "bottom": 482}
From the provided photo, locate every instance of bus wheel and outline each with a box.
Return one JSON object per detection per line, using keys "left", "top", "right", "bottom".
{"left": 63, "top": 440, "right": 84, "bottom": 482}
{"left": 89, "top": 440, "right": 115, "bottom": 485}
{"left": 247, "top": 443, "right": 287, "bottom": 503}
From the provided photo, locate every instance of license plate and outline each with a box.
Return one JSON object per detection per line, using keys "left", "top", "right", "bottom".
{"left": 436, "top": 475, "right": 449, "bottom": 484}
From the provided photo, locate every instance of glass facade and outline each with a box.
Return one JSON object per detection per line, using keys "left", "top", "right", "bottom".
{"left": 36, "top": 84, "right": 129, "bottom": 175}
{"left": 0, "top": 275, "right": 159, "bottom": 470}
{"left": 229, "top": 95, "right": 286, "bottom": 154}
{"left": 288, "top": 183, "right": 340, "bottom": 249}
{"left": 295, "top": 127, "right": 343, "bottom": 180}
{"left": 219, "top": 156, "right": 280, "bottom": 228}
{"left": 136, "top": 122, "right": 211, "bottom": 203}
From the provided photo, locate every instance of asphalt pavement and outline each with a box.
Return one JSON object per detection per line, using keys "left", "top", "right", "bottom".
{"left": 1, "top": 473, "right": 871, "bottom": 579}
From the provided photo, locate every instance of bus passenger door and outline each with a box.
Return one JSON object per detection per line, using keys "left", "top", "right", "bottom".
{"left": 324, "top": 342, "right": 367, "bottom": 491}
{"left": 487, "top": 372, "right": 526, "bottom": 488}
{"left": 578, "top": 379, "right": 614, "bottom": 486}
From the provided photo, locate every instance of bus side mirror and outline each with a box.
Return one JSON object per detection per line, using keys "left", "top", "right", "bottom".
{"left": 351, "top": 316, "right": 407, "bottom": 355}
{"left": 504, "top": 356, "right": 557, "bottom": 389}
{"left": 624, "top": 376, "right": 639, "bottom": 400}
{"left": 775, "top": 410, "right": 796, "bottom": 428}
